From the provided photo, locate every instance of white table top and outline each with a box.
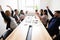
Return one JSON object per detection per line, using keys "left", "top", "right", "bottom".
{"left": 6, "top": 14, "right": 52, "bottom": 40}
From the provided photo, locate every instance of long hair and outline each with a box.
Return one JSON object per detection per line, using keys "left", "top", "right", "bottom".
{"left": 44, "top": 9, "right": 48, "bottom": 16}
{"left": 4, "top": 10, "right": 10, "bottom": 23}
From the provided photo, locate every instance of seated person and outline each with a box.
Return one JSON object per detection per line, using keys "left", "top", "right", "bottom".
{"left": 39, "top": 9, "right": 43, "bottom": 16}
{"left": 40, "top": 9, "right": 48, "bottom": 27}
{"left": 0, "top": 5, "right": 18, "bottom": 40}
{"left": 14, "top": 9, "right": 20, "bottom": 24}
{"left": 36, "top": 9, "right": 48, "bottom": 28}
{"left": 19, "top": 10, "right": 25, "bottom": 21}
{"left": 46, "top": 6, "right": 60, "bottom": 38}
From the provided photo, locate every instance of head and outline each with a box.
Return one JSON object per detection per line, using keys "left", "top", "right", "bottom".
{"left": 54, "top": 11, "right": 60, "bottom": 17}
{"left": 35, "top": 10, "right": 38, "bottom": 12}
{"left": 20, "top": 10, "right": 24, "bottom": 15}
{"left": 14, "top": 9, "right": 18, "bottom": 15}
{"left": 40, "top": 9, "right": 43, "bottom": 16}
{"left": 40, "top": 9, "right": 43, "bottom": 13}
{"left": 5, "top": 10, "right": 11, "bottom": 16}
{"left": 5, "top": 10, "right": 11, "bottom": 23}
{"left": 43, "top": 9, "right": 48, "bottom": 16}
{"left": 20, "top": 10, "right": 23, "bottom": 13}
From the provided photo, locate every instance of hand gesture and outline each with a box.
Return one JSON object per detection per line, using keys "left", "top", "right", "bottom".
{"left": 7, "top": 5, "right": 12, "bottom": 10}
{"left": 0, "top": 5, "right": 3, "bottom": 11}
{"left": 46, "top": 6, "right": 49, "bottom": 9}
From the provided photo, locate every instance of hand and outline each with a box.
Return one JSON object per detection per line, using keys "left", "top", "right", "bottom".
{"left": 46, "top": 6, "right": 49, "bottom": 9}
{"left": 7, "top": 5, "right": 12, "bottom": 10}
{"left": 0, "top": 5, "right": 2, "bottom": 8}
{"left": 0, "top": 5, "right": 3, "bottom": 11}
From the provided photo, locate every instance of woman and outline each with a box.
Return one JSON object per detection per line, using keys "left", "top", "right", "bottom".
{"left": 0, "top": 5, "right": 18, "bottom": 30}
{"left": 41, "top": 10, "right": 48, "bottom": 27}
{"left": 0, "top": 5, "right": 18, "bottom": 40}
{"left": 19, "top": 10, "right": 25, "bottom": 21}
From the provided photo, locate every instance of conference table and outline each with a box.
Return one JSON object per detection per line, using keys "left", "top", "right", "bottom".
{"left": 6, "top": 13, "right": 52, "bottom": 40}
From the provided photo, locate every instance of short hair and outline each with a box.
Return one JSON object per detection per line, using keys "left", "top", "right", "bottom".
{"left": 55, "top": 10, "right": 60, "bottom": 14}
{"left": 14, "top": 9, "right": 17, "bottom": 12}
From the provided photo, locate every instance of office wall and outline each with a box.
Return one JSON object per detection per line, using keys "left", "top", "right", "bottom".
{"left": 0, "top": 0, "right": 17, "bottom": 11}
{"left": 51, "top": 0, "right": 60, "bottom": 12}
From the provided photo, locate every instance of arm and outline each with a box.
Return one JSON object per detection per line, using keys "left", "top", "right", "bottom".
{"left": 7, "top": 5, "right": 12, "bottom": 10}
{"left": 11, "top": 10, "right": 14, "bottom": 17}
{"left": 7, "top": 5, "right": 14, "bottom": 17}
{"left": 0, "top": 5, "right": 11, "bottom": 22}
{"left": 46, "top": 6, "right": 54, "bottom": 17}
{"left": 0, "top": 5, "right": 3, "bottom": 11}
{"left": 0, "top": 5, "right": 11, "bottom": 29}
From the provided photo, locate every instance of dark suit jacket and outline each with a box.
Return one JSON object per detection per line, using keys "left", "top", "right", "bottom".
{"left": 47, "top": 9, "right": 60, "bottom": 36}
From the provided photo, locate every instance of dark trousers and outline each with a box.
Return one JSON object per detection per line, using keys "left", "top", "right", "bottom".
{"left": 1, "top": 29, "right": 12, "bottom": 40}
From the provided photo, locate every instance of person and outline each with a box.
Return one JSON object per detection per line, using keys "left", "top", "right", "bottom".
{"left": 25, "top": 11, "right": 28, "bottom": 15}
{"left": 7, "top": 6, "right": 20, "bottom": 25}
{"left": 14, "top": 9, "right": 20, "bottom": 24}
{"left": 40, "top": 9, "right": 43, "bottom": 16}
{"left": 0, "top": 5, "right": 18, "bottom": 40}
{"left": 19, "top": 10, "right": 25, "bottom": 16}
{"left": 6, "top": 5, "right": 14, "bottom": 17}
{"left": 40, "top": 9, "right": 48, "bottom": 27}
{"left": 35, "top": 10, "right": 39, "bottom": 14}
{"left": 35, "top": 10, "right": 40, "bottom": 18}
{"left": 46, "top": 6, "right": 60, "bottom": 39}
{"left": 19, "top": 10, "right": 25, "bottom": 21}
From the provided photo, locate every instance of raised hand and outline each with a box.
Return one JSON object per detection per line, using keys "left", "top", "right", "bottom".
{"left": 0, "top": 5, "right": 3, "bottom": 11}
{"left": 46, "top": 6, "right": 49, "bottom": 9}
{"left": 7, "top": 5, "right": 12, "bottom": 10}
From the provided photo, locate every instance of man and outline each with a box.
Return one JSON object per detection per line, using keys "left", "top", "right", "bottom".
{"left": 46, "top": 6, "right": 60, "bottom": 38}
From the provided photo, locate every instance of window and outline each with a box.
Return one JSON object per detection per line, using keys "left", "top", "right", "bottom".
{"left": 18, "top": 0, "right": 40, "bottom": 11}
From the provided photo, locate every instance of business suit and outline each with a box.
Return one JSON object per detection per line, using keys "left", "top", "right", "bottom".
{"left": 47, "top": 9, "right": 60, "bottom": 37}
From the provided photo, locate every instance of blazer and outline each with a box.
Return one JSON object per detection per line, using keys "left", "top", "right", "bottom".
{"left": 47, "top": 9, "right": 60, "bottom": 36}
